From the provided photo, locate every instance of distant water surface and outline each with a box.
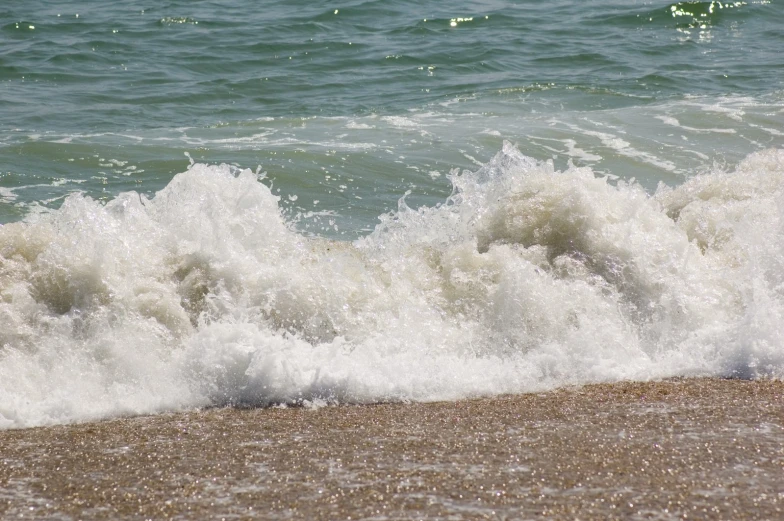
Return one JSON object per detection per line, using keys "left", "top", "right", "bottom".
{"left": 2, "top": 0, "right": 782, "bottom": 229}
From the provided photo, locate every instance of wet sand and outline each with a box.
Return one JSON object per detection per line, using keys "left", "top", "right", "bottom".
{"left": 1, "top": 378, "right": 783, "bottom": 520}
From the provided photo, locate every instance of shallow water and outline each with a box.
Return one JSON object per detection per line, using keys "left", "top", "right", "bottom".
{"left": 3, "top": 0, "right": 783, "bottom": 229}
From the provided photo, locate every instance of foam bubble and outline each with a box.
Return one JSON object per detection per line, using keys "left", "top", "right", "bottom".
{"left": 2, "top": 144, "right": 784, "bottom": 428}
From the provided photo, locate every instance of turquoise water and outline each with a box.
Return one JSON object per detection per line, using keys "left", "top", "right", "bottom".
{"left": 3, "top": 0, "right": 782, "bottom": 231}
{"left": 2, "top": 1, "right": 784, "bottom": 428}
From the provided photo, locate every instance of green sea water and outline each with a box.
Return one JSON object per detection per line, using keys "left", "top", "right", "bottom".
{"left": 2, "top": 0, "right": 782, "bottom": 234}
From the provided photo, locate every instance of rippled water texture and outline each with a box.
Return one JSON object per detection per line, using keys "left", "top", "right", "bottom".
{"left": 2, "top": 0, "right": 783, "bottom": 229}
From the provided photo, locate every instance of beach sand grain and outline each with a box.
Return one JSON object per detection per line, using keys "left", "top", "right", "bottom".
{"left": 1, "top": 378, "right": 782, "bottom": 520}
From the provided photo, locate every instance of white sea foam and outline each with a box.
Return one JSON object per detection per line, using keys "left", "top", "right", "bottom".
{"left": 345, "top": 120, "right": 375, "bottom": 130}
{"left": 381, "top": 116, "right": 421, "bottom": 129}
{"left": 1, "top": 143, "right": 784, "bottom": 429}
{"left": 655, "top": 115, "right": 738, "bottom": 134}
{"left": 0, "top": 188, "right": 17, "bottom": 203}
{"left": 557, "top": 121, "right": 679, "bottom": 172}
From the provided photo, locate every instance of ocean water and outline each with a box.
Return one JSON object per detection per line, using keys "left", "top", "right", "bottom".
{"left": 1, "top": 0, "right": 783, "bottom": 429}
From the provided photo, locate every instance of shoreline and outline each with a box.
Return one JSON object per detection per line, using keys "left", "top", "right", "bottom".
{"left": 1, "top": 378, "right": 783, "bottom": 519}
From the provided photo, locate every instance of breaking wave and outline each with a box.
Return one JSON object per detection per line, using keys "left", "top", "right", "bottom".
{"left": 2, "top": 142, "right": 784, "bottom": 428}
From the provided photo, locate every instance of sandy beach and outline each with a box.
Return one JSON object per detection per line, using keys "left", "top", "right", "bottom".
{"left": 1, "top": 378, "right": 782, "bottom": 520}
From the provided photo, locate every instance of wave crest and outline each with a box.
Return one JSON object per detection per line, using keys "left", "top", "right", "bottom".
{"left": 2, "top": 144, "right": 784, "bottom": 428}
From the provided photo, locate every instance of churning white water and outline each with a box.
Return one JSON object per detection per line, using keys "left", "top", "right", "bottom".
{"left": 1, "top": 142, "right": 783, "bottom": 429}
